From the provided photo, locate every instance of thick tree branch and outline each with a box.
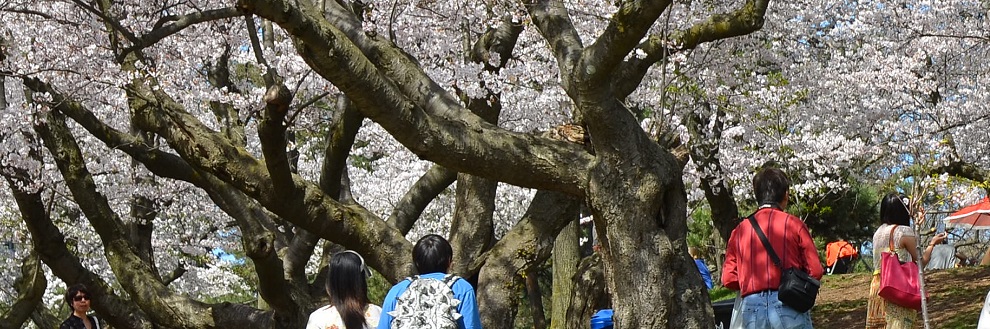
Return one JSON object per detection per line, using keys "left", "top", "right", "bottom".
{"left": 28, "top": 303, "right": 61, "bottom": 329}
{"left": 549, "top": 220, "right": 580, "bottom": 329}
{"left": 448, "top": 173, "right": 498, "bottom": 277}
{"left": 933, "top": 161, "right": 989, "bottom": 184}
{"left": 387, "top": 164, "right": 457, "bottom": 234}
{"left": 581, "top": 0, "right": 672, "bottom": 86}
{"left": 239, "top": 0, "right": 592, "bottom": 196}
{"left": 35, "top": 109, "right": 218, "bottom": 328}
{"left": 0, "top": 253, "right": 47, "bottom": 329}
{"left": 667, "top": 0, "right": 770, "bottom": 52}
{"left": 4, "top": 176, "right": 151, "bottom": 329}
{"left": 129, "top": 83, "right": 417, "bottom": 282}
{"left": 471, "top": 190, "right": 580, "bottom": 328}
{"left": 259, "top": 83, "right": 297, "bottom": 198}
{"left": 614, "top": 0, "right": 770, "bottom": 98}
{"left": 25, "top": 76, "right": 310, "bottom": 324}
{"left": 127, "top": 194, "right": 161, "bottom": 282}
{"left": 319, "top": 95, "right": 363, "bottom": 200}
{"left": 564, "top": 254, "right": 609, "bottom": 329}
{"left": 117, "top": 8, "right": 243, "bottom": 61}
{"left": 685, "top": 104, "right": 739, "bottom": 244}
{"left": 471, "top": 15, "right": 525, "bottom": 72}
{"left": 522, "top": 0, "right": 583, "bottom": 74}
{"left": 22, "top": 77, "right": 200, "bottom": 182}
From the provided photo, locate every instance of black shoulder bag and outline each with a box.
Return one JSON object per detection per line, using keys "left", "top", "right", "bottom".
{"left": 748, "top": 214, "right": 820, "bottom": 313}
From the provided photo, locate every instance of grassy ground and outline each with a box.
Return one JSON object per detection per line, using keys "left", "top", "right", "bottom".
{"left": 813, "top": 266, "right": 990, "bottom": 328}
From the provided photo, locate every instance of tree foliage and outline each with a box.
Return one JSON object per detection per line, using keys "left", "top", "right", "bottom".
{"left": 2, "top": 0, "right": 990, "bottom": 328}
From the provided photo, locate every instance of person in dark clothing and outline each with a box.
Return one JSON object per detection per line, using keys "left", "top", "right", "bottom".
{"left": 60, "top": 284, "right": 101, "bottom": 329}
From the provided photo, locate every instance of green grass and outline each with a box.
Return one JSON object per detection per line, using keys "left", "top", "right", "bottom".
{"left": 940, "top": 312, "right": 981, "bottom": 329}
{"left": 709, "top": 286, "right": 736, "bottom": 302}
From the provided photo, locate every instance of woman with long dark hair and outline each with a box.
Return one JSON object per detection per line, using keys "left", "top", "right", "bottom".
{"left": 307, "top": 250, "right": 381, "bottom": 329}
{"left": 865, "top": 193, "right": 946, "bottom": 329}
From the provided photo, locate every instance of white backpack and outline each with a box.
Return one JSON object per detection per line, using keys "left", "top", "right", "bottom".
{"left": 388, "top": 274, "right": 463, "bottom": 329}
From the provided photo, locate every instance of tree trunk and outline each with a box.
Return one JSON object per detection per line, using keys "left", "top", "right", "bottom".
{"left": 473, "top": 191, "right": 579, "bottom": 329}
{"left": 564, "top": 254, "right": 608, "bottom": 329}
{"left": 29, "top": 303, "right": 61, "bottom": 329}
{"left": 449, "top": 174, "right": 497, "bottom": 279}
{"left": 587, "top": 149, "right": 713, "bottom": 328}
{"left": 525, "top": 267, "right": 547, "bottom": 329}
{"left": 0, "top": 253, "right": 47, "bottom": 329}
{"left": 549, "top": 220, "right": 579, "bottom": 329}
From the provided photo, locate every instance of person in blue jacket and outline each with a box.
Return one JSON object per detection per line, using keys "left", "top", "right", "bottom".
{"left": 378, "top": 234, "right": 482, "bottom": 329}
{"left": 689, "top": 246, "right": 713, "bottom": 289}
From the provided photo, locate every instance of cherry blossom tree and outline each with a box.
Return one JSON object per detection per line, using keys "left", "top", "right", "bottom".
{"left": 4, "top": 0, "right": 989, "bottom": 328}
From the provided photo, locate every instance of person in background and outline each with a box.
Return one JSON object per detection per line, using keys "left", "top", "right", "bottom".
{"left": 865, "top": 194, "right": 947, "bottom": 329}
{"left": 378, "top": 234, "right": 482, "bottom": 329}
{"left": 722, "top": 167, "right": 824, "bottom": 328}
{"left": 60, "top": 284, "right": 101, "bottom": 329}
{"left": 924, "top": 236, "right": 958, "bottom": 270}
{"left": 826, "top": 239, "right": 859, "bottom": 274}
{"left": 307, "top": 250, "right": 381, "bottom": 329}
{"left": 689, "top": 246, "right": 713, "bottom": 289}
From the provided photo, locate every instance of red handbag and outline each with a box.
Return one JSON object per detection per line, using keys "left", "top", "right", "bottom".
{"left": 877, "top": 225, "right": 924, "bottom": 310}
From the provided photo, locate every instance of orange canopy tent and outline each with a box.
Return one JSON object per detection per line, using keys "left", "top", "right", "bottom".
{"left": 946, "top": 197, "right": 990, "bottom": 230}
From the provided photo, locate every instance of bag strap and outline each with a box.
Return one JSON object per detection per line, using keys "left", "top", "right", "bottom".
{"left": 442, "top": 274, "right": 460, "bottom": 287}
{"left": 748, "top": 213, "right": 783, "bottom": 270}
{"left": 887, "top": 224, "right": 898, "bottom": 252}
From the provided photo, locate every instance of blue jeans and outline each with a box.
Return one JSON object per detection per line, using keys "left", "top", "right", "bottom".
{"left": 740, "top": 290, "right": 813, "bottom": 329}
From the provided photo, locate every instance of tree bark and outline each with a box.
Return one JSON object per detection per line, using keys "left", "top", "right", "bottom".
{"left": 387, "top": 164, "right": 457, "bottom": 234}
{"left": 130, "top": 85, "right": 417, "bottom": 282}
{"left": 549, "top": 220, "right": 580, "bottom": 329}
{"left": 28, "top": 303, "right": 62, "bottom": 329}
{"left": 472, "top": 191, "right": 579, "bottom": 329}
{"left": 449, "top": 173, "right": 497, "bottom": 279}
{"left": 0, "top": 253, "right": 47, "bottom": 329}
{"left": 564, "top": 254, "right": 608, "bottom": 329}
{"left": 5, "top": 175, "right": 153, "bottom": 329}
{"left": 524, "top": 267, "right": 547, "bottom": 329}
{"left": 36, "top": 110, "right": 220, "bottom": 328}
{"left": 686, "top": 105, "right": 741, "bottom": 281}
{"left": 586, "top": 152, "right": 713, "bottom": 328}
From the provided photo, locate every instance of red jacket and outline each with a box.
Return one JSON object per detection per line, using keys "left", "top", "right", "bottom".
{"left": 722, "top": 207, "right": 824, "bottom": 296}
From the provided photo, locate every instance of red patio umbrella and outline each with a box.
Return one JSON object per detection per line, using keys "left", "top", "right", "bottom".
{"left": 946, "top": 197, "right": 990, "bottom": 230}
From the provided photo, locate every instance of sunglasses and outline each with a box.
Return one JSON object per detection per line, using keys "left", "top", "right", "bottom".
{"left": 72, "top": 295, "right": 91, "bottom": 302}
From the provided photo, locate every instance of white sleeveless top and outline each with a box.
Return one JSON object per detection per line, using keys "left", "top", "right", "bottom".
{"left": 306, "top": 304, "right": 382, "bottom": 329}
{"left": 872, "top": 223, "right": 916, "bottom": 269}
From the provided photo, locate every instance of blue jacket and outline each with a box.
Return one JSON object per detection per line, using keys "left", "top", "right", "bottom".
{"left": 377, "top": 272, "right": 483, "bottom": 329}
{"left": 695, "top": 259, "right": 713, "bottom": 289}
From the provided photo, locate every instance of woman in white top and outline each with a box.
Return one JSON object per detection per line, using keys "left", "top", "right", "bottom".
{"left": 865, "top": 194, "right": 946, "bottom": 329}
{"left": 307, "top": 250, "right": 382, "bottom": 329}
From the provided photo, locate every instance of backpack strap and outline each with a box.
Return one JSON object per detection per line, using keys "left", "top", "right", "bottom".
{"left": 442, "top": 274, "right": 461, "bottom": 287}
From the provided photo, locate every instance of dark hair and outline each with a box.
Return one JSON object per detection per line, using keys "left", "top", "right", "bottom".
{"left": 327, "top": 251, "right": 370, "bottom": 329}
{"left": 64, "top": 284, "right": 89, "bottom": 311}
{"left": 880, "top": 193, "right": 912, "bottom": 226}
{"left": 753, "top": 167, "right": 791, "bottom": 205}
{"left": 413, "top": 234, "right": 452, "bottom": 274}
